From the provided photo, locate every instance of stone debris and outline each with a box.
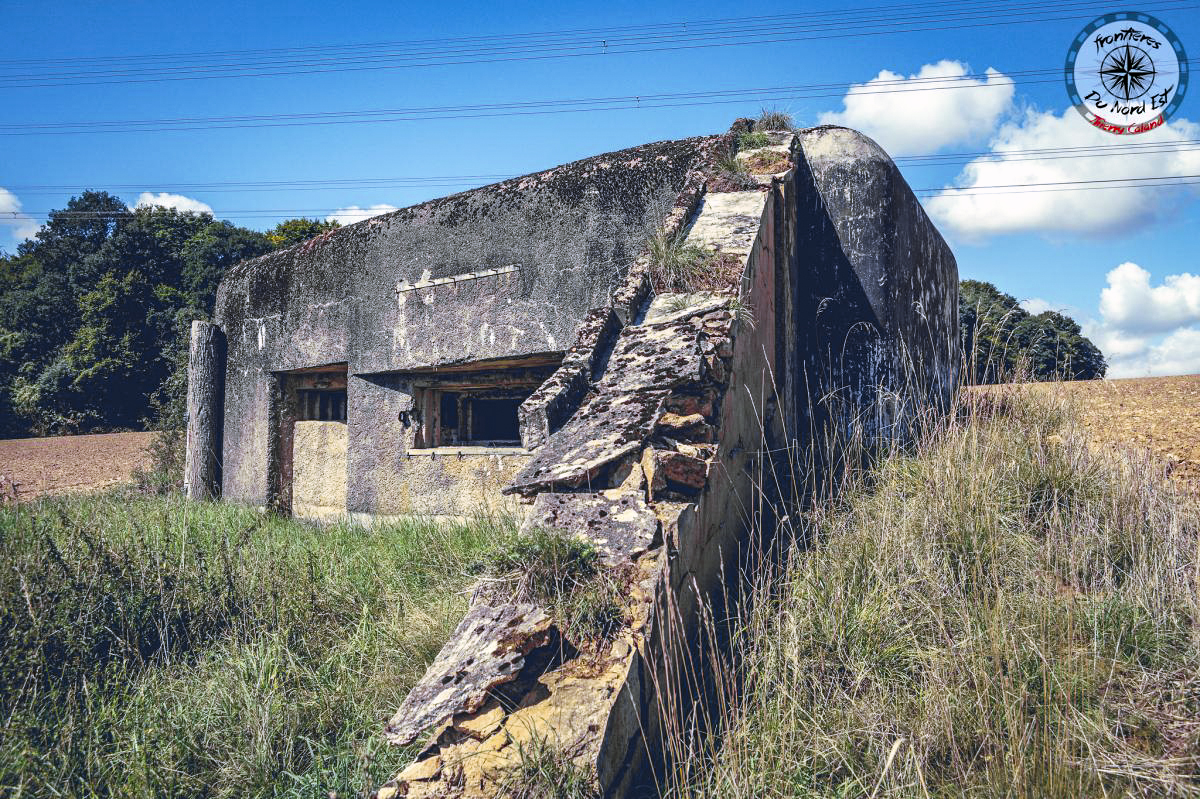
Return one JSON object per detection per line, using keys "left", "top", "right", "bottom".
{"left": 374, "top": 121, "right": 959, "bottom": 799}
{"left": 519, "top": 490, "right": 659, "bottom": 563}
{"left": 384, "top": 600, "right": 556, "bottom": 746}
{"left": 509, "top": 307, "right": 729, "bottom": 495}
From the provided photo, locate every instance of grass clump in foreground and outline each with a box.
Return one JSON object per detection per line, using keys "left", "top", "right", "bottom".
{"left": 679, "top": 387, "right": 1200, "bottom": 798}
{"left": 0, "top": 493, "right": 513, "bottom": 798}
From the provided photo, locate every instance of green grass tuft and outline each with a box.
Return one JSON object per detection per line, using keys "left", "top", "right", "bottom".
{"left": 736, "top": 131, "right": 770, "bottom": 150}
{"left": 491, "top": 528, "right": 627, "bottom": 645}
{"left": 756, "top": 108, "right": 794, "bottom": 130}
{"left": 497, "top": 734, "right": 601, "bottom": 799}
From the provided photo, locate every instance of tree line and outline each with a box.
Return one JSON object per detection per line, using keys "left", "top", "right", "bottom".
{"left": 960, "top": 279, "right": 1106, "bottom": 384}
{"left": 0, "top": 193, "right": 1105, "bottom": 439}
{"left": 0, "top": 192, "right": 337, "bottom": 438}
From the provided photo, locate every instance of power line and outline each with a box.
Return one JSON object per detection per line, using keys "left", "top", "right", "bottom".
{"left": 11, "top": 174, "right": 1199, "bottom": 220}
{"left": 0, "top": 0, "right": 1101, "bottom": 66}
{"left": 0, "top": 69, "right": 1047, "bottom": 135}
{"left": 2, "top": 0, "right": 1193, "bottom": 88}
{"left": 5, "top": 55, "right": 1193, "bottom": 136}
{"left": 7, "top": 139, "right": 1200, "bottom": 195}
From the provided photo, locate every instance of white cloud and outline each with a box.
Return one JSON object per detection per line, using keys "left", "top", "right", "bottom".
{"left": 326, "top": 204, "right": 398, "bottom": 226}
{"left": 133, "top": 192, "right": 214, "bottom": 215}
{"left": 1103, "top": 327, "right": 1200, "bottom": 378}
{"left": 927, "top": 110, "right": 1200, "bottom": 239}
{"left": 1077, "top": 262, "right": 1200, "bottom": 377}
{"left": 1099, "top": 262, "right": 1200, "bottom": 335}
{"left": 0, "top": 187, "right": 39, "bottom": 247}
{"left": 1020, "top": 297, "right": 1054, "bottom": 315}
{"left": 818, "top": 60, "right": 1014, "bottom": 155}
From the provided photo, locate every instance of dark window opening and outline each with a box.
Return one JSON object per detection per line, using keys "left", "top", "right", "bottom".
{"left": 404, "top": 356, "right": 562, "bottom": 450}
{"left": 470, "top": 398, "right": 522, "bottom": 443}
{"left": 414, "top": 387, "right": 531, "bottom": 447}
{"left": 297, "top": 389, "right": 347, "bottom": 422}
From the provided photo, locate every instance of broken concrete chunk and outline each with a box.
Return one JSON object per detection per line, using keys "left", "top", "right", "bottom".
{"left": 385, "top": 600, "right": 554, "bottom": 746}
{"left": 641, "top": 446, "right": 667, "bottom": 498}
{"left": 397, "top": 754, "right": 442, "bottom": 783}
{"left": 453, "top": 699, "right": 507, "bottom": 740}
{"left": 519, "top": 491, "right": 658, "bottom": 563}
{"left": 656, "top": 450, "right": 709, "bottom": 493}
{"left": 664, "top": 391, "right": 716, "bottom": 418}
{"left": 657, "top": 412, "right": 706, "bottom": 432}
{"left": 507, "top": 389, "right": 668, "bottom": 494}
{"left": 607, "top": 458, "right": 646, "bottom": 493}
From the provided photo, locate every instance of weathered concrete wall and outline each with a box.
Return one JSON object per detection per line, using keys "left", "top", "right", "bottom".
{"left": 375, "top": 128, "right": 797, "bottom": 799}
{"left": 366, "top": 450, "right": 530, "bottom": 519}
{"left": 213, "top": 137, "right": 720, "bottom": 510}
{"left": 791, "top": 126, "right": 959, "bottom": 444}
{"left": 292, "top": 420, "right": 348, "bottom": 521}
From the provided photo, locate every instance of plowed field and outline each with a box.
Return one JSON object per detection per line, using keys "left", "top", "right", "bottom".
{"left": 0, "top": 431, "right": 154, "bottom": 500}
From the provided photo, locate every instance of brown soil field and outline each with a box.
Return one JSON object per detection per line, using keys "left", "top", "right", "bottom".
{"left": 1036, "top": 374, "right": 1200, "bottom": 491}
{"left": 0, "top": 431, "right": 155, "bottom": 501}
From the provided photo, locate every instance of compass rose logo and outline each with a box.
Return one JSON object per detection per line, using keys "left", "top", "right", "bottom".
{"left": 1066, "top": 11, "right": 1189, "bottom": 134}
{"left": 1100, "top": 44, "right": 1155, "bottom": 100}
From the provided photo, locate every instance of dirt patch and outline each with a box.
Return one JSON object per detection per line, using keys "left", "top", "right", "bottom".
{"left": 1038, "top": 374, "right": 1200, "bottom": 491}
{"left": 0, "top": 431, "right": 154, "bottom": 501}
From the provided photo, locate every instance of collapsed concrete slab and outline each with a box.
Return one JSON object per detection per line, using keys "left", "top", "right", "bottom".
{"left": 366, "top": 122, "right": 957, "bottom": 797}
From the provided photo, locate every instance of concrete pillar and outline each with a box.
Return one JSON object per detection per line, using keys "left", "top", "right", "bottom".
{"left": 184, "top": 320, "right": 226, "bottom": 500}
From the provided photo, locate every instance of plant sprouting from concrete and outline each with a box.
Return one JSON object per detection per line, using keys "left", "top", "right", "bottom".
{"left": 649, "top": 230, "right": 713, "bottom": 293}
{"left": 756, "top": 108, "right": 794, "bottom": 130}
{"left": 491, "top": 528, "right": 627, "bottom": 644}
{"left": 736, "top": 131, "right": 770, "bottom": 150}
{"left": 497, "top": 733, "right": 601, "bottom": 799}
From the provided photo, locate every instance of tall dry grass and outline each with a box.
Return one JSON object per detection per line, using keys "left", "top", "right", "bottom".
{"left": 667, "top": 385, "right": 1199, "bottom": 798}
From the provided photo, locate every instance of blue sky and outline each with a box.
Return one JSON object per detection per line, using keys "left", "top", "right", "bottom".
{"left": 2, "top": 0, "right": 1198, "bottom": 376}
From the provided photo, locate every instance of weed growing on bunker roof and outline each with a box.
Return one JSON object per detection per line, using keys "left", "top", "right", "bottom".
{"left": 756, "top": 108, "right": 795, "bottom": 130}
{"left": 736, "top": 131, "right": 770, "bottom": 150}
{"left": 649, "top": 229, "right": 717, "bottom": 293}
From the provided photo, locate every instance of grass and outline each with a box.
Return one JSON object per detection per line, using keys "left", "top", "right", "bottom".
{"left": 489, "top": 528, "right": 627, "bottom": 646}
{"left": 671, "top": 386, "right": 1200, "bottom": 798}
{"left": 648, "top": 229, "right": 746, "bottom": 294}
{"left": 756, "top": 108, "right": 794, "bottom": 130}
{"left": 0, "top": 492, "right": 513, "bottom": 798}
{"left": 496, "top": 734, "right": 601, "bottom": 799}
{"left": 736, "top": 131, "right": 770, "bottom": 150}
{"left": 648, "top": 230, "right": 714, "bottom": 293}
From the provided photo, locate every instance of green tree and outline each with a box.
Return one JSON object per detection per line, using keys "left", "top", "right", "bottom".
{"left": 181, "top": 220, "right": 272, "bottom": 310}
{"left": 1013, "top": 310, "right": 1106, "bottom": 381}
{"left": 266, "top": 217, "right": 340, "bottom": 249}
{"left": 959, "top": 280, "right": 1105, "bottom": 383}
{"left": 0, "top": 195, "right": 276, "bottom": 436}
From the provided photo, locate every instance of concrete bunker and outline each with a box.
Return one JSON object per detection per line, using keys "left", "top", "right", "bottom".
{"left": 185, "top": 119, "right": 959, "bottom": 796}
